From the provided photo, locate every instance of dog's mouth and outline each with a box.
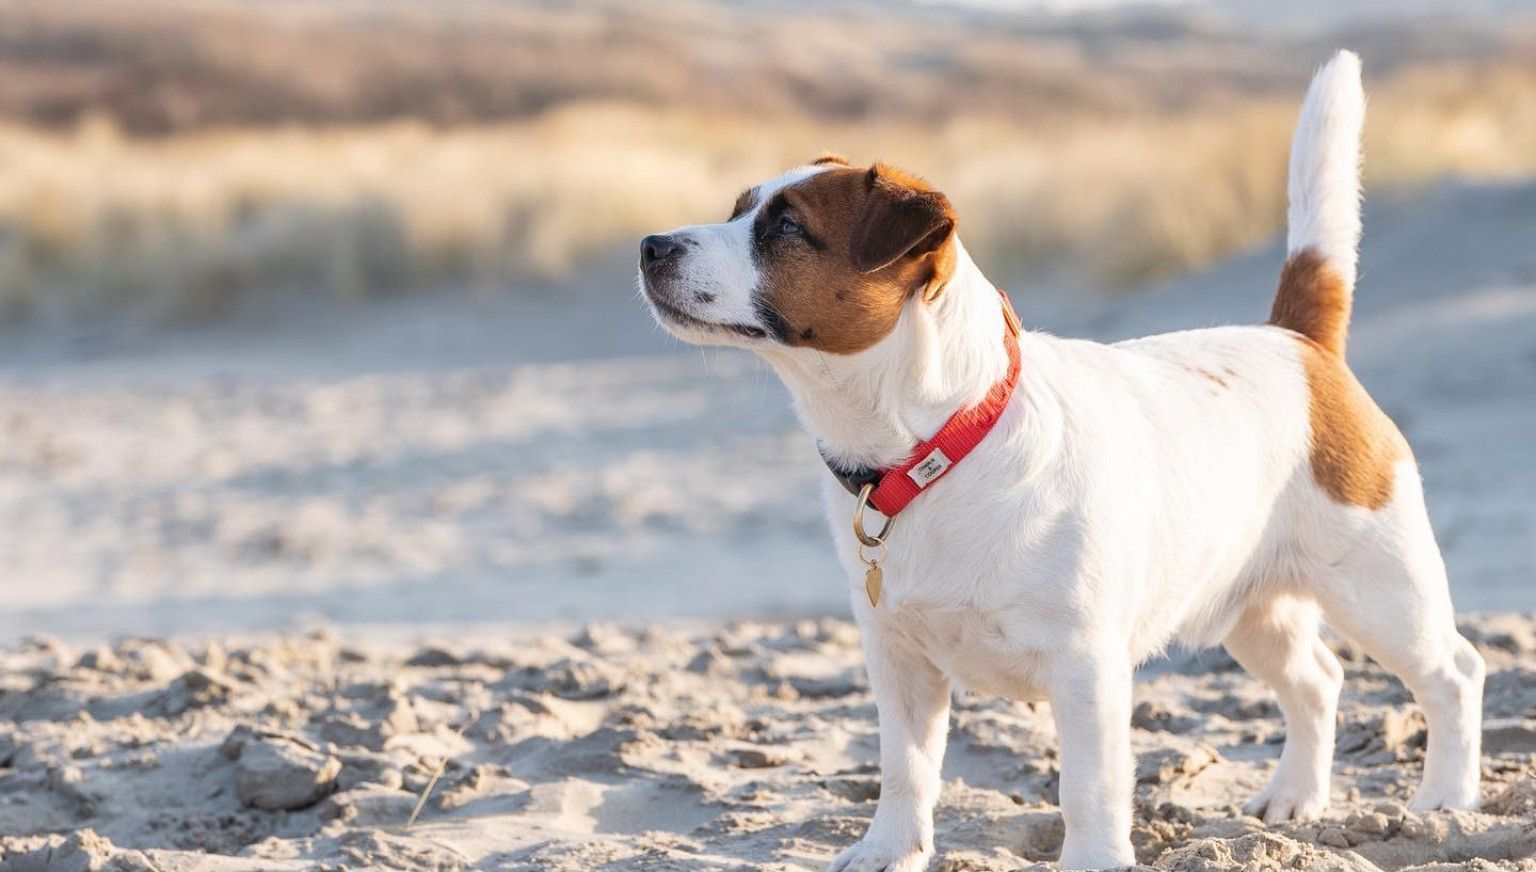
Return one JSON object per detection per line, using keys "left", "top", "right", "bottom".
{"left": 645, "top": 289, "right": 767, "bottom": 340}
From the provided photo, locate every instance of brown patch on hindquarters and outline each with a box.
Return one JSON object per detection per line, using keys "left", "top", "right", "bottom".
{"left": 755, "top": 162, "right": 956, "bottom": 354}
{"left": 1294, "top": 336, "right": 1411, "bottom": 510}
{"left": 1270, "top": 248, "right": 1351, "bottom": 355}
{"left": 1270, "top": 247, "right": 1409, "bottom": 508}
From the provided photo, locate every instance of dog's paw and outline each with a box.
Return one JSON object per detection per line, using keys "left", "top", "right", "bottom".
{"left": 1243, "top": 780, "right": 1329, "bottom": 823}
{"left": 1057, "top": 841, "right": 1137, "bottom": 871}
{"left": 825, "top": 835, "right": 932, "bottom": 872}
{"left": 1406, "top": 781, "right": 1480, "bottom": 812}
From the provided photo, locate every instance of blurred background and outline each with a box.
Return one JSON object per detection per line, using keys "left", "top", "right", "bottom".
{"left": 0, "top": 0, "right": 1532, "bottom": 639}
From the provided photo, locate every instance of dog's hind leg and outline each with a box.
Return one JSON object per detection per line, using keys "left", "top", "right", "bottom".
{"left": 1224, "top": 592, "right": 1343, "bottom": 822}
{"left": 1312, "top": 474, "right": 1486, "bottom": 811}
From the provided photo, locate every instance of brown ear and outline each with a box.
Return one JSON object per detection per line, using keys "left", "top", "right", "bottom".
{"left": 849, "top": 164, "right": 956, "bottom": 274}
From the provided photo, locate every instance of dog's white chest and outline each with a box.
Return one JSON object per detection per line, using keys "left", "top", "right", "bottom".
{"left": 881, "top": 607, "right": 1048, "bottom": 701}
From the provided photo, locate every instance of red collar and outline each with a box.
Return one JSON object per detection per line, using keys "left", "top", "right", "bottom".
{"left": 822, "top": 289, "right": 1023, "bottom": 519}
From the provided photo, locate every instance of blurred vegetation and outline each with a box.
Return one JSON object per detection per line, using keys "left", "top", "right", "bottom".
{"left": 0, "top": 0, "right": 1534, "bottom": 322}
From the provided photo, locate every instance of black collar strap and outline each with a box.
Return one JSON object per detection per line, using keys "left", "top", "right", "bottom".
{"left": 819, "top": 447, "right": 882, "bottom": 497}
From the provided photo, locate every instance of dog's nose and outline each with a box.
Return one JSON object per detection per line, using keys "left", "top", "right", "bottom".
{"left": 641, "top": 234, "right": 684, "bottom": 267}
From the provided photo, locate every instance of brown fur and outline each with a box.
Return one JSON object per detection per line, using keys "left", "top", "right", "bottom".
{"left": 1270, "top": 248, "right": 1351, "bottom": 355}
{"left": 1268, "top": 247, "right": 1410, "bottom": 508}
{"left": 1272, "top": 252, "right": 1411, "bottom": 510}
{"left": 1295, "top": 337, "right": 1411, "bottom": 510}
{"left": 730, "top": 187, "right": 759, "bottom": 221}
{"left": 1200, "top": 368, "right": 1232, "bottom": 390}
{"left": 757, "top": 162, "right": 956, "bottom": 355}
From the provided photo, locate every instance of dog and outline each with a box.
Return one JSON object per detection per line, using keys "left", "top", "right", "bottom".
{"left": 637, "top": 51, "right": 1484, "bottom": 871}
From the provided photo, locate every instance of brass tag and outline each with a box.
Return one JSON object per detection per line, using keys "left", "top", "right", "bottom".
{"left": 864, "top": 563, "right": 883, "bottom": 607}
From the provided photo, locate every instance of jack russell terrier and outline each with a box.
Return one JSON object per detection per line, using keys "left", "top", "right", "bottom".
{"left": 637, "top": 52, "right": 1484, "bottom": 871}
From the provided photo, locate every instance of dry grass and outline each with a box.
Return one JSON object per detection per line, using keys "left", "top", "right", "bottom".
{"left": 3, "top": 55, "right": 1535, "bottom": 322}
{"left": 0, "top": 0, "right": 1421, "bottom": 134}
{"left": 1, "top": 2, "right": 1535, "bottom": 321}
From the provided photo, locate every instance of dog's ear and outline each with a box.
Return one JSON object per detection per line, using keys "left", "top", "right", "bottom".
{"left": 849, "top": 164, "right": 956, "bottom": 276}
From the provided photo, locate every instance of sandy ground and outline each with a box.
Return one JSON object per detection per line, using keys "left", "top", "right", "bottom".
{"left": 4, "top": 614, "right": 1536, "bottom": 871}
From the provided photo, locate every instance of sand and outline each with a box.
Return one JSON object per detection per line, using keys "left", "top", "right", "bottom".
{"left": 3, "top": 615, "right": 1536, "bottom": 871}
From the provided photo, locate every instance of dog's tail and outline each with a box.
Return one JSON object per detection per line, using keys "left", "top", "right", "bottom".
{"left": 1269, "top": 50, "right": 1364, "bottom": 356}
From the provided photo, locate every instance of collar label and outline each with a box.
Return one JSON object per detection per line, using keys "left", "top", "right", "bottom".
{"left": 906, "top": 448, "right": 952, "bottom": 488}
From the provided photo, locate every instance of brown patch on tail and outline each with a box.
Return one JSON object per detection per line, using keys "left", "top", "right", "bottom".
{"left": 1270, "top": 249, "right": 1351, "bottom": 355}
{"left": 1294, "top": 336, "right": 1411, "bottom": 510}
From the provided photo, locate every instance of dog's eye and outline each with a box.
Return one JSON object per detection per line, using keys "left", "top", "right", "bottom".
{"left": 776, "top": 215, "right": 802, "bottom": 236}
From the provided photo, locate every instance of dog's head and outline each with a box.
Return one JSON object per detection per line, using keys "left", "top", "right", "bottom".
{"left": 638, "top": 156, "right": 957, "bottom": 355}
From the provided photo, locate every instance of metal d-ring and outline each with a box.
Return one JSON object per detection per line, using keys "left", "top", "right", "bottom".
{"left": 852, "top": 483, "right": 895, "bottom": 547}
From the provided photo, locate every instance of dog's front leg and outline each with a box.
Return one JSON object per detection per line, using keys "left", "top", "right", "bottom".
{"left": 828, "top": 622, "right": 951, "bottom": 872}
{"left": 1048, "top": 652, "right": 1136, "bottom": 870}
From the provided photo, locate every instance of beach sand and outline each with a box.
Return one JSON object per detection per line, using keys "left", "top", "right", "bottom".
{"left": 4, "top": 615, "right": 1536, "bottom": 870}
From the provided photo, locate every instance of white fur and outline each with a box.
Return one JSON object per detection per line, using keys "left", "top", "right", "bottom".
{"left": 638, "top": 166, "right": 825, "bottom": 345}
{"left": 1288, "top": 50, "right": 1365, "bottom": 290}
{"left": 639, "top": 55, "right": 1483, "bottom": 872}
